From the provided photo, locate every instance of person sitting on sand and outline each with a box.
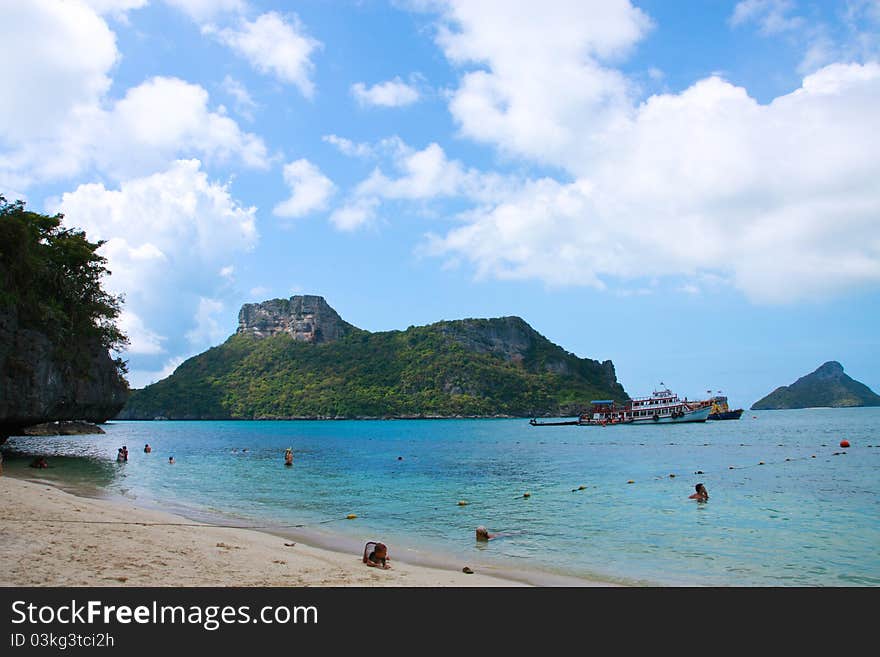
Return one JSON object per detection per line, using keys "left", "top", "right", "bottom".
{"left": 168, "top": 456, "right": 175, "bottom": 464}
{"left": 476, "top": 526, "right": 498, "bottom": 541}
{"left": 689, "top": 483, "right": 709, "bottom": 501}
{"left": 363, "top": 541, "right": 391, "bottom": 569}
{"left": 30, "top": 456, "right": 48, "bottom": 469}
{"left": 144, "top": 444, "right": 151, "bottom": 453}
{"left": 284, "top": 448, "right": 293, "bottom": 466}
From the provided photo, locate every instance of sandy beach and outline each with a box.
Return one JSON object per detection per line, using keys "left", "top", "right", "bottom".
{"left": 0, "top": 476, "right": 526, "bottom": 587}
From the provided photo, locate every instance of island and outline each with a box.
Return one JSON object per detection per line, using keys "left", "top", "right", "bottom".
{"left": 117, "top": 295, "right": 629, "bottom": 420}
{"left": 751, "top": 361, "right": 880, "bottom": 410}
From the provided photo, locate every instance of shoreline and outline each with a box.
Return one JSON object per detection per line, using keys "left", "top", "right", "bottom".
{"left": 0, "top": 475, "right": 614, "bottom": 587}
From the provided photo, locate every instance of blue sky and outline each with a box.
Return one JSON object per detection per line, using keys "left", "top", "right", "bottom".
{"left": 3, "top": 0, "right": 879, "bottom": 408}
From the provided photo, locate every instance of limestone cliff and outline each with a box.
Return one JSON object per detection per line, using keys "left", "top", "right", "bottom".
{"left": 0, "top": 308, "right": 129, "bottom": 438}
{"left": 237, "top": 295, "right": 357, "bottom": 343}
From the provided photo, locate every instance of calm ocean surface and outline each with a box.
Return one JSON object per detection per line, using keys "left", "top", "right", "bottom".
{"left": 4, "top": 408, "right": 879, "bottom": 586}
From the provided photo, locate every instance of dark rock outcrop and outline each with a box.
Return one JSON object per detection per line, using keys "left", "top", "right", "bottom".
{"left": 237, "top": 295, "right": 356, "bottom": 343}
{"left": 21, "top": 421, "right": 106, "bottom": 436}
{"left": 0, "top": 308, "right": 129, "bottom": 437}
{"left": 751, "top": 361, "right": 880, "bottom": 410}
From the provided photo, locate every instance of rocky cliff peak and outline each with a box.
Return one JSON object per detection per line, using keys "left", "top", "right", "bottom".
{"left": 814, "top": 361, "right": 844, "bottom": 378}
{"left": 236, "top": 295, "right": 356, "bottom": 344}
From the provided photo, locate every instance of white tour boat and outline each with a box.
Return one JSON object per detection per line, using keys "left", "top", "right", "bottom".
{"left": 579, "top": 386, "right": 711, "bottom": 425}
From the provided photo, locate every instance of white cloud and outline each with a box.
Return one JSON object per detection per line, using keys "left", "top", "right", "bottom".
{"left": 423, "top": 0, "right": 652, "bottom": 169}
{"left": 328, "top": 198, "right": 380, "bottom": 232}
{"left": 81, "top": 0, "right": 149, "bottom": 19}
{"left": 322, "top": 134, "right": 374, "bottom": 158}
{"left": 221, "top": 75, "right": 259, "bottom": 121}
{"left": 206, "top": 12, "right": 321, "bottom": 97}
{"left": 328, "top": 138, "right": 516, "bottom": 231}
{"left": 118, "top": 310, "right": 166, "bottom": 355}
{"left": 95, "top": 76, "right": 270, "bottom": 178}
{"left": 730, "top": 0, "right": 880, "bottom": 74}
{"left": 273, "top": 159, "right": 336, "bottom": 218}
{"left": 0, "top": 0, "right": 116, "bottom": 145}
{"left": 427, "top": 64, "right": 880, "bottom": 303}
{"left": 351, "top": 77, "right": 421, "bottom": 107}
{"left": 185, "top": 297, "right": 227, "bottom": 347}
{"left": 729, "top": 0, "right": 803, "bottom": 34}
{"left": 162, "top": 0, "right": 245, "bottom": 22}
{"left": 356, "top": 141, "right": 511, "bottom": 202}
{"left": 55, "top": 160, "right": 258, "bottom": 367}
{"left": 0, "top": 0, "right": 268, "bottom": 189}
{"left": 127, "top": 356, "right": 185, "bottom": 389}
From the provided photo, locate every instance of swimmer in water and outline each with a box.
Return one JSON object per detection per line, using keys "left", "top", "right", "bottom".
{"left": 284, "top": 448, "right": 293, "bottom": 466}
{"left": 689, "top": 483, "right": 709, "bottom": 501}
{"left": 476, "top": 526, "right": 498, "bottom": 541}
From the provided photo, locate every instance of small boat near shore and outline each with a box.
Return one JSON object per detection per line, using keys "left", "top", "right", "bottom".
{"left": 529, "top": 418, "right": 582, "bottom": 426}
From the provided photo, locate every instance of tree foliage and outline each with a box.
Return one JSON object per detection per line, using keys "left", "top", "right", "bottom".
{"left": 0, "top": 195, "right": 128, "bottom": 374}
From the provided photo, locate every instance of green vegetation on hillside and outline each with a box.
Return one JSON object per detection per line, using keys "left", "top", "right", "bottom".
{"left": 121, "top": 318, "right": 627, "bottom": 419}
{"left": 751, "top": 361, "right": 880, "bottom": 409}
{"left": 0, "top": 196, "right": 128, "bottom": 376}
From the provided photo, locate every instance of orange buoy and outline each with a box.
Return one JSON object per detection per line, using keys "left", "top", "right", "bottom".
{"left": 840, "top": 440, "right": 850, "bottom": 448}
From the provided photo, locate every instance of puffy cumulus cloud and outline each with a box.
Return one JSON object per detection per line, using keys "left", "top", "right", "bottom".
{"left": 351, "top": 77, "right": 421, "bottom": 107}
{"left": 0, "top": 0, "right": 268, "bottom": 190}
{"left": 355, "top": 141, "right": 512, "bottom": 203}
{"left": 329, "top": 198, "right": 380, "bottom": 232}
{"left": 328, "top": 139, "right": 517, "bottom": 231}
{"left": 0, "top": 0, "right": 116, "bottom": 144}
{"left": 94, "top": 76, "right": 270, "bottom": 178}
{"left": 427, "top": 64, "right": 880, "bottom": 303}
{"left": 54, "top": 159, "right": 258, "bottom": 381}
{"left": 3, "top": 75, "right": 268, "bottom": 188}
{"left": 422, "top": 0, "right": 651, "bottom": 169}
{"left": 273, "top": 159, "right": 336, "bottom": 219}
{"left": 206, "top": 12, "right": 321, "bottom": 97}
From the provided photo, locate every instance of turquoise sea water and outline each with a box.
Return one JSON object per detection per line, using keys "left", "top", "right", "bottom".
{"left": 3, "top": 408, "right": 879, "bottom": 586}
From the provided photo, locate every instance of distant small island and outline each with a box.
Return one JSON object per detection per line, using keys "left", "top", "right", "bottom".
{"left": 751, "top": 361, "right": 880, "bottom": 410}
